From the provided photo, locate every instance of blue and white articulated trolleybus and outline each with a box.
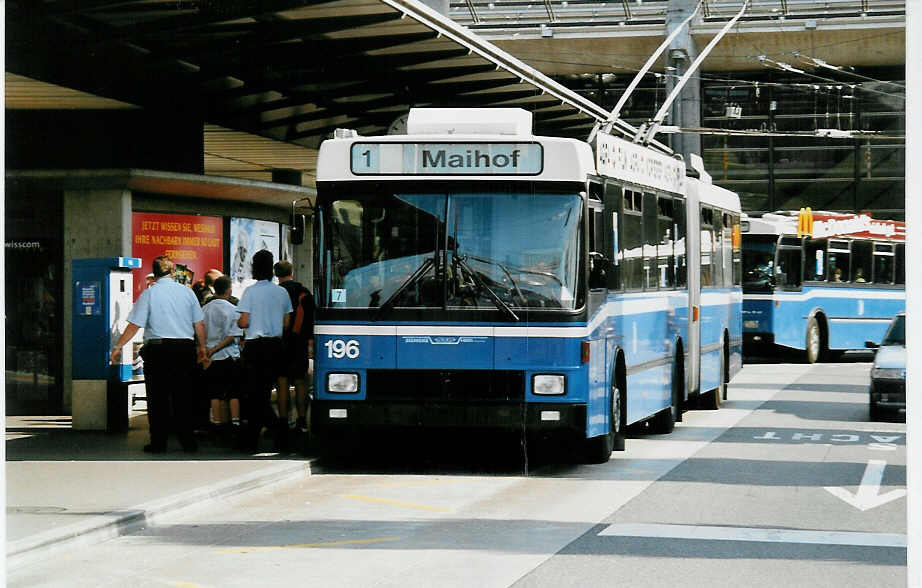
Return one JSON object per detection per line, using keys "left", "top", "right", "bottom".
{"left": 311, "top": 108, "right": 742, "bottom": 462}
{"left": 741, "top": 209, "right": 905, "bottom": 363}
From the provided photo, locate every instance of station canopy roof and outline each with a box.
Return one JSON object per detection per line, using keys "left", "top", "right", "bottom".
{"left": 6, "top": 0, "right": 630, "bottom": 187}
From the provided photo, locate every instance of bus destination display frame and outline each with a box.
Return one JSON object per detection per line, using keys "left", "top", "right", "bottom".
{"left": 350, "top": 141, "right": 544, "bottom": 176}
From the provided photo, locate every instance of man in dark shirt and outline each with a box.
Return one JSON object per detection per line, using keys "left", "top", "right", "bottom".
{"left": 274, "top": 260, "right": 315, "bottom": 447}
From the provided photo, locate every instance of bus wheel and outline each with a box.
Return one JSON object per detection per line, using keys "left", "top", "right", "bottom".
{"left": 805, "top": 317, "right": 821, "bottom": 364}
{"left": 583, "top": 378, "right": 622, "bottom": 463}
{"left": 612, "top": 379, "right": 626, "bottom": 452}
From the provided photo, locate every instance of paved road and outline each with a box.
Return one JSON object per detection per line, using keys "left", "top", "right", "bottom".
{"left": 8, "top": 359, "right": 906, "bottom": 587}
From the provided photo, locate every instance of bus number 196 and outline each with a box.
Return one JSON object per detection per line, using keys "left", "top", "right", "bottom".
{"left": 325, "top": 339, "right": 360, "bottom": 359}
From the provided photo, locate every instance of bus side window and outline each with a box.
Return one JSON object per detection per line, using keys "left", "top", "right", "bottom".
{"left": 776, "top": 249, "right": 803, "bottom": 287}
{"left": 643, "top": 193, "right": 659, "bottom": 290}
{"left": 674, "top": 199, "right": 687, "bottom": 288}
{"left": 610, "top": 209, "right": 622, "bottom": 290}
{"left": 622, "top": 190, "right": 644, "bottom": 291}
{"left": 657, "top": 196, "right": 675, "bottom": 289}
{"left": 712, "top": 208, "right": 723, "bottom": 287}
{"left": 776, "top": 236, "right": 803, "bottom": 288}
{"left": 700, "top": 208, "right": 713, "bottom": 288}
{"left": 895, "top": 244, "right": 905, "bottom": 284}
{"left": 588, "top": 206, "right": 606, "bottom": 290}
{"left": 828, "top": 240, "right": 851, "bottom": 282}
{"left": 851, "top": 240, "right": 872, "bottom": 284}
{"left": 873, "top": 243, "right": 895, "bottom": 284}
{"left": 721, "top": 212, "right": 733, "bottom": 288}
{"left": 603, "top": 180, "right": 622, "bottom": 291}
{"left": 805, "top": 237, "right": 827, "bottom": 281}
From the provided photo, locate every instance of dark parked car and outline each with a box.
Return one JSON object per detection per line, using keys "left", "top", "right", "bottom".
{"left": 866, "top": 312, "right": 905, "bottom": 420}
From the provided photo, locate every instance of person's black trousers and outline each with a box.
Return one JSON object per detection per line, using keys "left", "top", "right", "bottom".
{"left": 241, "top": 337, "right": 283, "bottom": 452}
{"left": 142, "top": 339, "right": 198, "bottom": 451}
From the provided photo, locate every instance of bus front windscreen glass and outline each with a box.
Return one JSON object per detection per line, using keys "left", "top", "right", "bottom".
{"left": 323, "top": 189, "right": 583, "bottom": 310}
{"left": 742, "top": 235, "right": 777, "bottom": 291}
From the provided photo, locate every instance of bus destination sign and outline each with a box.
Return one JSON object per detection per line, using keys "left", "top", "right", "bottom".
{"left": 351, "top": 142, "right": 543, "bottom": 175}
{"left": 595, "top": 132, "right": 684, "bottom": 193}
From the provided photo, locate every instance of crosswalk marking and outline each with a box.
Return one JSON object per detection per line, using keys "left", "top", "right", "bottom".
{"left": 598, "top": 523, "right": 906, "bottom": 548}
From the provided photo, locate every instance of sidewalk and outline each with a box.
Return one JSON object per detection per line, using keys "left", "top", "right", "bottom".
{"left": 5, "top": 408, "right": 315, "bottom": 570}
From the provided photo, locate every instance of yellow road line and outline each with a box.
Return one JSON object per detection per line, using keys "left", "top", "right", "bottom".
{"left": 221, "top": 536, "right": 400, "bottom": 553}
{"left": 370, "top": 479, "right": 454, "bottom": 489}
{"left": 343, "top": 494, "right": 453, "bottom": 512}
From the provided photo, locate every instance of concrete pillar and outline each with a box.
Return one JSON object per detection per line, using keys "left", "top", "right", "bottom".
{"left": 62, "top": 189, "right": 132, "bottom": 419}
{"left": 665, "top": 0, "right": 702, "bottom": 163}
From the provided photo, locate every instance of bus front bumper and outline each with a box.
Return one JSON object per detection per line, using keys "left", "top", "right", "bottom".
{"left": 311, "top": 400, "right": 587, "bottom": 433}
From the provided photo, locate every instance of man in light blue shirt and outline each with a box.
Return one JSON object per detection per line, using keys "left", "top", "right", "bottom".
{"left": 237, "top": 249, "right": 292, "bottom": 452}
{"left": 110, "top": 255, "right": 206, "bottom": 453}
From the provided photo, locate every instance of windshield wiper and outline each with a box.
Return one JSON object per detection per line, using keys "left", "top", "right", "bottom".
{"left": 375, "top": 256, "right": 434, "bottom": 319}
{"left": 469, "top": 254, "right": 563, "bottom": 288}
{"left": 465, "top": 254, "right": 527, "bottom": 305}
{"left": 452, "top": 251, "right": 519, "bottom": 321}
{"left": 376, "top": 250, "right": 521, "bottom": 322}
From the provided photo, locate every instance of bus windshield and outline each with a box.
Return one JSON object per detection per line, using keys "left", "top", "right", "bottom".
{"left": 322, "top": 188, "right": 583, "bottom": 311}
{"left": 742, "top": 235, "right": 777, "bottom": 291}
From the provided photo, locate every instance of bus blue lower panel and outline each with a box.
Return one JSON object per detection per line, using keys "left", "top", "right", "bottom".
{"left": 826, "top": 318, "right": 893, "bottom": 350}
{"left": 699, "top": 346, "right": 721, "bottom": 393}
{"left": 744, "top": 287, "right": 903, "bottom": 351}
{"left": 625, "top": 364, "right": 670, "bottom": 425}
{"left": 700, "top": 289, "right": 742, "bottom": 391}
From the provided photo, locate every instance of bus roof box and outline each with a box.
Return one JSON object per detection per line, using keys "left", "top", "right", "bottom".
{"left": 407, "top": 108, "right": 532, "bottom": 136}
{"left": 688, "top": 153, "right": 712, "bottom": 184}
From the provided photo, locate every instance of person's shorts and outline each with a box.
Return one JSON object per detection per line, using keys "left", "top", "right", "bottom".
{"left": 241, "top": 337, "right": 284, "bottom": 391}
{"left": 281, "top": 345, "right": 309, "bottom": 380}
{"left": 206, "top": 357, "right": 242, "bottom": 401}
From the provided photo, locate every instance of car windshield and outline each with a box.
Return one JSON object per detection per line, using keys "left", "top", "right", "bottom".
{"left": 881, "top": 315, "right": 905, "bottom": 345}
{"left": 321, "top": 186, "right": 583, "bottom": 311}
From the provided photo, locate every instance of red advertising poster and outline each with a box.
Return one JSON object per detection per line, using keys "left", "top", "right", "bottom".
{"left": 131, "top": 212, "right": 224, "bottom": 300}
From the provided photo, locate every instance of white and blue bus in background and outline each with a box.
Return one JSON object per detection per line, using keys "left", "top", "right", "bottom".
{"left": 311, "top": 108, "right": 741, "bottom": 463}
{"left": 741, "top": 210, "right": 905, "bottom": 363}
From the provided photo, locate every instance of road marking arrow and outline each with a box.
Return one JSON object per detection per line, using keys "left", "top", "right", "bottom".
{"left": 824, "top": 459, "right": 906, "bottom": 511}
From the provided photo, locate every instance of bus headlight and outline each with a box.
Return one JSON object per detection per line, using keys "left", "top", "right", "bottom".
{"left": 533, "top": 374, "right": 566, "bottom": 395}
{"left": 327, "top": 373, "right": 359, "bottom": 393}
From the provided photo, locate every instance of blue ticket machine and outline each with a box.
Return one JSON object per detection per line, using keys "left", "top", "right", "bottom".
{"left": 72, "top": 257, "right": 141, "bottom": 431}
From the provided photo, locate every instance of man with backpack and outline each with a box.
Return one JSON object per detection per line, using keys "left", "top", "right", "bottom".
{"left": 273, "top": 260, "right": 315, "bottom": 451}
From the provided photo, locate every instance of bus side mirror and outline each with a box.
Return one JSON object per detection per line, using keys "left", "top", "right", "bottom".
{"left": 865, "top": 341, "right": 879, "bottom": 352}
{"left": 290, "top": 213, "right": 305, "bottom": 245}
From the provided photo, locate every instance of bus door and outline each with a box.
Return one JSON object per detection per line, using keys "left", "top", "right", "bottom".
{"left": 602, "top": 179, "right": 623, "bottom": 385}
{"left": 684, "top": 179, "right": 702, "bottom": 396}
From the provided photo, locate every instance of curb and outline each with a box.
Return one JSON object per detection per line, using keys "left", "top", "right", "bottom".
{"left": 7, "top": 459, "right": 313, "bottom": 570}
